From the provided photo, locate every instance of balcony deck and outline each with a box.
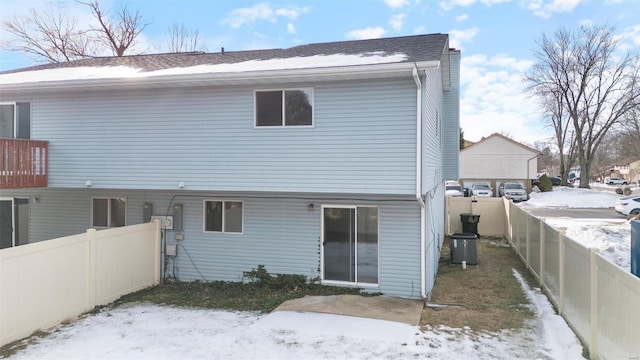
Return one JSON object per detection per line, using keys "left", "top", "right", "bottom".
{"left": 0, "top": 138, "right": 48, "bottom": 189}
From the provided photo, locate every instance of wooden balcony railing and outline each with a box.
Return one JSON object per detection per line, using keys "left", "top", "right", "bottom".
{"left": 0, "top": 138, "right": 48, "bottom": 189}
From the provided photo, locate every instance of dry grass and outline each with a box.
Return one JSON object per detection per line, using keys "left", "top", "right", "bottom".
{"left": 420, "top": 236, "right": 537, "bottom": 332}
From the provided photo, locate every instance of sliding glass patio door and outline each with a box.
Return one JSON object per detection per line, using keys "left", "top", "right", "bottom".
{"left": 322, "top": 206, "right": 378, "bottom": 285}
{"left": 0, "top": 198, "right": 30, "bottom": 249}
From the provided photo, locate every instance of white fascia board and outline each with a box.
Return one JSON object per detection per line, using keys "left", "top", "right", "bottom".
{"left": 0, "top": 61, "right": 440, "bottom": 95}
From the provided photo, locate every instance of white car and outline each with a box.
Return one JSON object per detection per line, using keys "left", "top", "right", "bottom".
{"left": 607, "top": 177, "right": 628, "bottom": 185}
{"left": 471, "top": 183, "right": 492, "bottom": 197}
{"left": 445, "top": 184, "right": 464, "bottom": 197}
{"left": 498, "top": 182, "right": 528, "bottom": 202}
{"left": 615, "top": 195, "right": 640, "bottom": 218}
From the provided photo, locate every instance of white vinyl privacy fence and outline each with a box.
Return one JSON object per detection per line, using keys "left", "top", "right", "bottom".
{"left": 505, "top": 202, "right": 640, "bottom": 360}
{"left": 0, "top": 220, "right": 161, "bottom": 347}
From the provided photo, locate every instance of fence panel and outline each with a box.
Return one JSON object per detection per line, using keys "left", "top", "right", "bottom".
{"left": 561, "top": 239, "right": 592, "bottom": 346}
{"left": 595, "top": 255, "right": 640, "bottom": 359}
{"left": 527, "top": 216, "right": 541, "bottom": 279}
{"left": 94, "top": 222, "right": 161, "bottom": 305}
{"left": 542, "top": 223, "right": 561, "bottom": 306}
{"left": 0, "top": 234, "right": 89, "bottom": 347}
{"left": 516, "top": 208, "right": 527, "bottom": 259}
{"left": 445, "top": 197, "right": 505, "bottom": 236}
{"left": 0, "top": 221, "right": 160, "bottom": 347}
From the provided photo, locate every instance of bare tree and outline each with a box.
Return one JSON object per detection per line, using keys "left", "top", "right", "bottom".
{"left": 2, "top": 0, "right": 149, "bottom": 63}
{"left": 167, "top": 23, "right": 203, "bottom": 53}
{"left": 526, "top": 25, "right": 640, "bottom": 188}
{"left": 80, "top": 0, "right": 149, "bottom": 57}
{"left": 2, "top": 4, "right": 93, "bottom": 62}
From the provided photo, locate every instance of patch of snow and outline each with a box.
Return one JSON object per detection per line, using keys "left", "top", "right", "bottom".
{"left": 545, "top": 218, "right": 632, "bottom": 271}
{"left": 521, "top": 186, "right": 620, "bottom": 209}
{"left": 512, "top": 270, "right": 585, "bottom": 359}
{"left": 0, "top": 52, "right": 408, "bottom": 85}
{"left": 8, "top": 291, "right": 585, "bottom": 360}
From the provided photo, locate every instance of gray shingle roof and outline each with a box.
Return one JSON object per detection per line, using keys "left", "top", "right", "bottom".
{"left": 0, "top": 34, "right": 448, "bottom": 74}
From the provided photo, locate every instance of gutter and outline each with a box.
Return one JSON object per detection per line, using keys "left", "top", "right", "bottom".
{"left": 412, "top": 65, "right": 427, "bottom": 300}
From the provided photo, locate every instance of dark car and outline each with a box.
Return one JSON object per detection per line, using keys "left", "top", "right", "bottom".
{"left": 549, "top": 176, "right": 561, "bottom": 186}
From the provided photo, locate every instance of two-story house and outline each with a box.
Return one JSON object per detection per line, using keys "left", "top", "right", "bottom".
{"left": 0, "top": 34, "right": 460, "bottom": 300}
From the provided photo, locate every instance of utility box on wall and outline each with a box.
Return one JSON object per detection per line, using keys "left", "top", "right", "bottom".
{"left": 173, "top": 204, "right": 183, "bottom": 231}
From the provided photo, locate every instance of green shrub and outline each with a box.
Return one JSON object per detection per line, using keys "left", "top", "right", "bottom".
{"left": 243, "top": 265, "right": 307, "bottom": 290}
{"left": 537, "top": 174, "right": 553, "bottom": 192}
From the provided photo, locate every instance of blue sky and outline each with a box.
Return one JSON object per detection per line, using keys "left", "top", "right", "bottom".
{"left": 1, "top": 0, "right": 639, "bottom": 144}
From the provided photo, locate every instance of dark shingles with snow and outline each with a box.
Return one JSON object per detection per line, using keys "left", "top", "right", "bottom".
{"left": 0, "top": 34, "right": 448, "bottom": 74}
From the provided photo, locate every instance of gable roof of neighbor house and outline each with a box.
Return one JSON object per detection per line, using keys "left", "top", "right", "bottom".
{"left": 460, "top": 133, "right": 540, "bottom": 155}
{"left": 0, "top": 34, "right": 452, "bottom": 93}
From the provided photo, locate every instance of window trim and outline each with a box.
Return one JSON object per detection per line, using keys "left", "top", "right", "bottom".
{"left": 0, "top": 102, "right": 17, "bottom": 138}
{"left": 0, "top": 101, "right": 30, "bottom": 139}
{"left": 91, "top": 197, "right": 127, "bottom": 229}
{"left": 253, "top": 88, "right": 315, "bottom": 128}
{"left": 202, "top": 199, "right": 244, "bottom": 234}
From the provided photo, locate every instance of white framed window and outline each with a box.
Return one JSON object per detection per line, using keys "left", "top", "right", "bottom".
{"left": 203, "top": 200, "right": 243, "bottom": 234}
{"left": 254, "top": 88, "right": 314, "bottom": 127}
{"left": 92, "top": 197, "right": 126, "bottom": 228}
{"left": 0, "top": 102, "right": 30, "bottom": 139}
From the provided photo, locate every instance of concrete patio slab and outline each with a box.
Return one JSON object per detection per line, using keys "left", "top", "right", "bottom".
{"left": 274, "top": 295, "right": 424, "bottom": 326}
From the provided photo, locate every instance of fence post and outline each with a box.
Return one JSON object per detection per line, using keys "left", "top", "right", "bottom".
{"left": 86, "top": 228, "right": 97, "bottom": 310}
{"left": 589, "top": 248, "right": 599, "bottom": 358}
{"left": 153, "top": 219, "right": 161, "bottom": 284}
{"left": 539, "top": 219, "right": 545, "bottom": 288}
{"left": 558, "top": 228, "right": 566, "bottom": 315}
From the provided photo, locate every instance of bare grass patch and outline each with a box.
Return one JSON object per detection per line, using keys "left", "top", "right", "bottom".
{"left": 421, "top": 237, "right": 536, "bottom": 332}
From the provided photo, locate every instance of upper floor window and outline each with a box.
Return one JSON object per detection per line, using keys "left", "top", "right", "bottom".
{"left": 0, "top": 102, "right": 30, "bottom": 139}
{"left": 92, "top": 197, "right": 126, "bottom": 228}
{"left": 255, "top": 89, "right": 313, "bottom": 127}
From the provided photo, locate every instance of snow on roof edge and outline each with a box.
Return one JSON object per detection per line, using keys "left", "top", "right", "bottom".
{"left": 0, "top": 52, "right": 410, "bottom": 86}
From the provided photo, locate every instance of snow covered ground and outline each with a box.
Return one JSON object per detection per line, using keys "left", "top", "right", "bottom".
{"left": 521, "top": 186, "right": 634, "bottom": 271}
{"left": 10, "top": 186, "right": 636, "bottom": 360}
{"left": 9, "top": 268, "right": 584, "bottom": 360}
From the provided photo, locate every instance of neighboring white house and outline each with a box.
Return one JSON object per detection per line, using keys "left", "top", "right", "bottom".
{"left": 0, "top": 34, "right": 461, "bottom": 300}
{"left": 459, "top": 133, "right": 540, "bottom": 195}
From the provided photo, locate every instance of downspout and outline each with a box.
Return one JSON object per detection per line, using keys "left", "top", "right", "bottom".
{"left": 413, "top": 65, "right": 427, "bottom": 300}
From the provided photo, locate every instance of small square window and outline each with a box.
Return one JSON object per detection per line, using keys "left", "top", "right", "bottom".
{"left": 204, "top": 200, "right": 243, "bottom": 233}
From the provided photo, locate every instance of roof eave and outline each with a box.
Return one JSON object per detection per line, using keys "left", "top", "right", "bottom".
{"left": 0, "top": 61, "right": 441, "bottom": 94}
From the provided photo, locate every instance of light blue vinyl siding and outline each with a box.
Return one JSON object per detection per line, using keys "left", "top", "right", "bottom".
{"left": 442, "top": 51, "right": 461, "bottom": 181}
{"left": 0, "top": 188, "right": 422, "bottom": 298}
{"left": 29, "top": 78, "right": 417, "bottom": 195}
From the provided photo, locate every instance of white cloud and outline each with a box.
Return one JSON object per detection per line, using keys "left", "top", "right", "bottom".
{"left": 440, "top": 0, "right": 475, "bottom": 11}
{"left": 346, "top": 27, "right": 387, "bottom": 40}
{"left": 440, "top": 0, "right": 510, "bottom": 10}
{"left": 527, "top": 0, "right": 583, "bottom": 19}
{"left": 448, "top": 26, "right": 479, "bottom": 50}
{"left": 388, "top": 13, "right": 407, "bottom": 31}
{"left": 459, "top": 54, "right": 547, "bottom": 143}
{"left": 222, "top": 3, "right": 311, "bottom": 28}
{"left": 414, "top": 25, "right": 427, "bottom": 34}
{"left": 578, "top": 18, "right": 594, "bottom": 27}
{"left": 287, "top": 23, "right": 296, "bottom": 34}
{"left": 456, "top": 13, "right": 469, "bottom": 22}
{"left": 384, "top": 0, "right": 410, "bottom": 8}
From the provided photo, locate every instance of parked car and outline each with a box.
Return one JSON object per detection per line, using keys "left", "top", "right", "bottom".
{"left": 615, "top": 195, "right": 640, "bottom": 218}
{"left": 549, "top": 176, "right": 561, "bottom": 186}
{"left": 606, "top": 177, "right": 628, "bottom": 185}
{"left": 445, "top": 184, "right": 464, "bottom": 197}
{"left": 471, "top": 183, "right": 492, "bottom": 197}
{"left": 498, "top": 182, "right": 528, "bottom": 202}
